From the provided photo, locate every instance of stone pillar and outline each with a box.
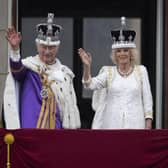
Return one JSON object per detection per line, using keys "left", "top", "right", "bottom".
{"left": 165, "top": 0, "right": 168, "bottom": 128}
{"left": 0, "top": 0, "right": 12, "bottom": 127}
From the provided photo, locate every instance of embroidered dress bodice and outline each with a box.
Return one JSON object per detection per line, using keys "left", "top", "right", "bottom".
{"left": 103, "top": 67, "right": 144, "bottom": 129}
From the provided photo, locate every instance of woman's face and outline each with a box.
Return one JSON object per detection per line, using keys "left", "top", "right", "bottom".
{"left": 115, "top": 48, "right": 131, "bottom": 65}
{"left": 37, "top": 43, "right": 59, "bottom": 64}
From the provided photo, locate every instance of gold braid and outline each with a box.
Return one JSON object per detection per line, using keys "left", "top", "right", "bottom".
{"left": 36, "top": 69, "right": 56, "bottom": 128}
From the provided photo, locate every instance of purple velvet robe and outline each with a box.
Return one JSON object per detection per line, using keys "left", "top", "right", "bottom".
{"left": 10, "top": 59, "right": 62, "bottom": 128}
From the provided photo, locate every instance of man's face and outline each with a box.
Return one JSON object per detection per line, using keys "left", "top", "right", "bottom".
{"left": 37, "top": 43, "right": 59, "bottom": 64}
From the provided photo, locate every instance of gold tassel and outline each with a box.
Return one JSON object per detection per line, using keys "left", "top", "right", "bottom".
{"left": 4, "top": 133, "right": 15, "bottom": 168}
{"left": 36, "top": 99, "right": 46, "bottom": 128}
{"left": 49, "top": 89, "right": 56, "bottom": 129}
{"left": 41, "top": 97, "right": 50, "bottom": 128}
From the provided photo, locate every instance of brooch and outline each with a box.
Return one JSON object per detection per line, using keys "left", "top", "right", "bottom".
{"left": 40, "top": 87, "right": 48, "bottom": 99}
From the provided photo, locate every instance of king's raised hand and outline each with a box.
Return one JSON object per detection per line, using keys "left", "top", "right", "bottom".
{"left": 5, "top": 26, "right": 22, "bottom": 51}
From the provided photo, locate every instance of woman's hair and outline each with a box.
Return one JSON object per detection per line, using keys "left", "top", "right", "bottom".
{"left": 110, "top": 48, "right": 139, "bottom": 65}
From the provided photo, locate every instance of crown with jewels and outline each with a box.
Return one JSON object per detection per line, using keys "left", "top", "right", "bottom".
{"left": 35, "top": 13, "right": 62, "bottom": 46}
{"left": 111, "top": 17, "right": 136, "bottom": 49}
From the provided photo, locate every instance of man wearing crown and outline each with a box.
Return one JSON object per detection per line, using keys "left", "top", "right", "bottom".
{"left": 4, "top": 13, "right": 81, "bottom": 129}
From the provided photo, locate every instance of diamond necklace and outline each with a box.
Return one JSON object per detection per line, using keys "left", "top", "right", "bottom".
{"left": 117, "top": 66, "right": 134, "bottom": 77}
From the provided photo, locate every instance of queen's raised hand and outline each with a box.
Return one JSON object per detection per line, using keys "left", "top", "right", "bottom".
{"left": 78, "top": 48, "right": 92, "bottom": 67}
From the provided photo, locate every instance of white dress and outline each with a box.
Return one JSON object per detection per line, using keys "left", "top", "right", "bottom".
{"left": 84, "top": 65, "right": 153, "bottom": 129}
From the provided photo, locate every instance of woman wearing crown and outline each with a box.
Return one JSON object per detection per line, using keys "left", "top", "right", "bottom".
{"left": 4, "top": 13, "right": 81, "bottom": 129}
{"left": 78, "top": 17, "right": 153, "bottom": 129}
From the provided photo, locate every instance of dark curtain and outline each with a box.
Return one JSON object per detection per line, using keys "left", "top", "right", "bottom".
{"left": 0, "top": 129, "right": 168, "bottom": 168}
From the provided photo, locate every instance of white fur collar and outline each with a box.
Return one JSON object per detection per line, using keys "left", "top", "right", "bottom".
{"left": 22, "top": 55, "right": 65, "bottom": 82}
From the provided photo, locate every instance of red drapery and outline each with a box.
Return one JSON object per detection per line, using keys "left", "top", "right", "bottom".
{"left": 0, "top": 129, "right": 168, "bottom": 168}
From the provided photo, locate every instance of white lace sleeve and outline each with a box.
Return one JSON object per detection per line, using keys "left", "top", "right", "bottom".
{"left": 82, "top": 66, "right": 108, "bottom": 90}
{"left": 10, "top": 49, "right": 21, "bottom": 62}
{"left": 141, "top": 65, "right": 153, "bottom": 119}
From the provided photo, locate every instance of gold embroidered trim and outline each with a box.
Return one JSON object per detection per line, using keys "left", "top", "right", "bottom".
{"left": 145, "top": 111, "right": 153, "bottom": 119}
{"left": 135, "top": 65, "right": 142, "bottom": 84}
{"left": 106, "top": 67, "right": 113, "bottom": 88}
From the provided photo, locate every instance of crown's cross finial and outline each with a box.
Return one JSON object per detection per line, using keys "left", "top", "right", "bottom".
{"left": 119, "top": 16, "right": 126, "bottom": 42}
{"left": 121, "top": 16, "right": 126, "bottom": 28}
{"left": 47, "top": 13, "right": 54, "bottom": 36}
{"left": 47, "top": 13, "right": 54, "bottom": 24}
